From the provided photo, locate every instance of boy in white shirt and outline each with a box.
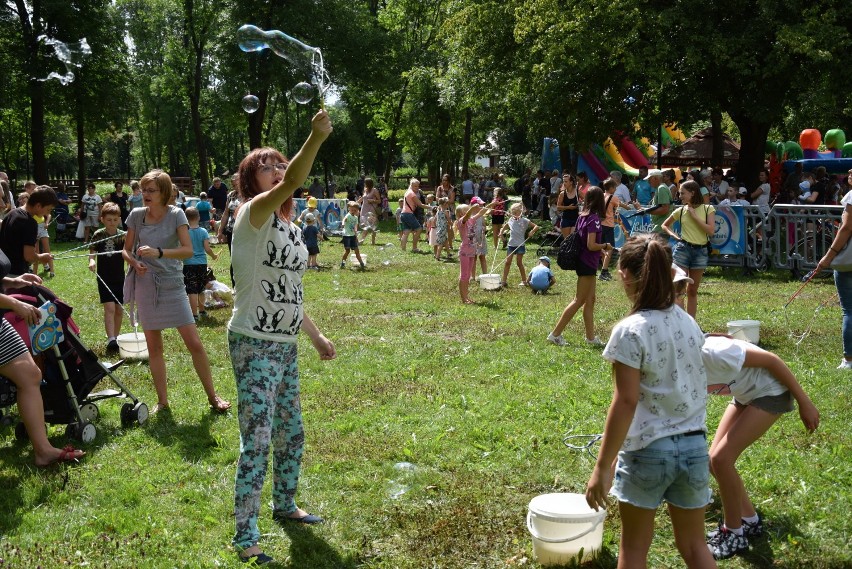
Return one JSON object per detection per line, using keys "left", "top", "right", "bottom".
{"left": 80, "top": 182, "right": 103, "bottom": 242}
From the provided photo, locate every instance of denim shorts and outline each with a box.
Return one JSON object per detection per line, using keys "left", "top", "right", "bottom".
{"left": 507, "top": 245, "right": 526, "bottom": 255}
{"left": 672, "top": 240, "right": 709, "bottom": 270}
{"left": 400, "top": 212, "right": 421, "bottom": 231}
{"left": 612, "top": 431, "right": 711, "bottom": 510}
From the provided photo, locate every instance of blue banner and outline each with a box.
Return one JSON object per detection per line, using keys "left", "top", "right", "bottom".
{"left": 615, "top": 205, "right": 746, "bottom": 255}
{"left": 293, "top": 198, "right": 345, "bottom": 230}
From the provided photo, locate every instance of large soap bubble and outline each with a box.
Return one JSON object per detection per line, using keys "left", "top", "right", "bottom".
{"left": 291, "top": 82, "right": 315, "bottom": 105}
{"left": 242, "top": 94, "right": 260, "bottom": 113}
{"left": 36, "top": 36, "right": 91, "bottom": 85}
{"left": 237, "top": 25, "right": 329, "bottom": 106}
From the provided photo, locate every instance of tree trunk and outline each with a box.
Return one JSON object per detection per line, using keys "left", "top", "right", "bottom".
{"left": 461, "top": 108, "right": 471, "bottom": 180}
{"left": 247, "top": 91, "right": 267, "bottom": 149}
{"left": 711, "top": 111, "right": 723, "bottom": 166}
{"left": 190, "top": 51, "right": 209, "bottom": 191}
{"left": 730, "top": 114, "right": 770, "bottom": 191}
{"left": 30, "top": 83, "right": 47, "bottom": 184}
{"left": 383, "top": 80, "right": 409, "bottom": 183}
{"left": 76, "top": 112, "right": 86, "bottom": 199}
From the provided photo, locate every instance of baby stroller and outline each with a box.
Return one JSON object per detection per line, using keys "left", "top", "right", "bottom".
{"left": 0, "top": 284, "right": 148, "bottom": 442}
{"left": 53, "top": 206, "right": 78, "bottom": 243}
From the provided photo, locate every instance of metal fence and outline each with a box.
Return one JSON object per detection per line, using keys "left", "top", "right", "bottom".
{"left": 710, "top": 204, "right": 842, "bottom": 278}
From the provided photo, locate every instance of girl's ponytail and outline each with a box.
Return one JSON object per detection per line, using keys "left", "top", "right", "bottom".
{"left": 618, "top": 234, "right": 675, "bottom": 313}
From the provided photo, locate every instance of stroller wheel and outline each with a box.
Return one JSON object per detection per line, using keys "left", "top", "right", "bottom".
{"left": 15, "top": 422, "right": 28, "bottom": 441}
{"left": 66, "top": 421, "right": 97, "bottom": 443}
{"left": 121, "top": 402, "right": 149, "bottom": 427}
{"left": 79, "top": 403, "right": 99, "bottom": 423}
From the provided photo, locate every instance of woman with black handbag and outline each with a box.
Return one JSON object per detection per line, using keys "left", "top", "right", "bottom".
{"left": 815, "top": 169, "right": 852, "bottom": 369}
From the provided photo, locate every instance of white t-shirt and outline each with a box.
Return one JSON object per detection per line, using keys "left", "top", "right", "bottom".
{"left": 506, "top": 216, "right": 530, "bottom": 247}
{"left": 614, "top": 183, "right": 631, "bottom": 205}
{"left": 719, "top": 199, "right": 750, "bottom": 207}
{"left": 228, "top": 200, "right": 308, "bottom": 342}
{"left": 753, "top": 183, "right": 770, "bottom": 210}
{"left": 841, "top": 189, "right": 852, "bottom": 208}
{"left": 82, "top": 193, "right": 102, "bottom": 217}
{"left": 603, "top": 305, "right": 707, "bottom": 451}
{"left": 702, "top": 336, "right": 787, "bottom": 404}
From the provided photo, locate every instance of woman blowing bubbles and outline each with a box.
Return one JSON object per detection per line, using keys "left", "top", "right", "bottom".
{"left": 228, "top": 110, "right": 335, "bottom": 565}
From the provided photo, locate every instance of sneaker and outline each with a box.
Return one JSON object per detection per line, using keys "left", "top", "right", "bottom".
{"left": 547, "top": 333, "right": 567, "bottom": 346}
{"left": 599, "top": 270, "right": 612, "bottom": 281}
{"left": 48, "top": 271, "right": 56, "bottom": 279}
{"left": 709, "top": 517, "right": 764, "bottom": 541}
{"left": 199, "top": 310, "right": 208, "bottom": 318}
{"left": 106, "top": 339, "right": 120, "bottom": 354}
{"left": 359, "top": 262, "right": 366, "bottom": 269}
{"left": 500, "top": 281, "right": 508, "bottom": 289}
{"left": 585, "top": 336, "right": 604, "bottom": 347}
{"left": 838, "top": 359, "right": 852, "bottom": 370}
{"left": 518, "top": 281, "right": 529, "bottom": 287}
{"left": 707, "top": 527, "right": 748, "bottom": 560}
{"left": 340, "top": 261, "right": 346, "bottom": 269}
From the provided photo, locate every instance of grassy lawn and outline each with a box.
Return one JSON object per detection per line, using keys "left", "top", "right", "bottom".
{"left": 0, "top": 224, "right": 850, "bottom": 568}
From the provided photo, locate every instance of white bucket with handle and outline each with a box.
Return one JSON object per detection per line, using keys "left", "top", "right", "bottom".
{"left": 527, "top": 493, "right": 606, "bottom": 566}
{"left": 727, "top": 320, "right": 761, "bottom": 344}
{"left": 116, "top": 332, "right": 149, "bottom": 360}
{"left": 478, "top": 273, "right": 502, "bottom": 290}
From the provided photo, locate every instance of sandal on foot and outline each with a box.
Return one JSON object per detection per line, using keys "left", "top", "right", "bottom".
{"left": 37, "top": 445, "right": 85, "bottom": 468}
{"left": 209, "top": 396, "right": 231, "bottom": 413}
{"left": 272, "top": 509, "right": 324, "bottom": 525}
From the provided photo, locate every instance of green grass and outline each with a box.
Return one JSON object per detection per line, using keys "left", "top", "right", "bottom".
{"left": 1, "top": 225, "right": 850, "bottom": 568}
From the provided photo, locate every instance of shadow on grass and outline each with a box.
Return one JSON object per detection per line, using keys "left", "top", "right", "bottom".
{"left": 277, "top": 524, "right": 358, "bottom": 568}
{"left": 141, "top": 407, "right": 226, "bottom": 461}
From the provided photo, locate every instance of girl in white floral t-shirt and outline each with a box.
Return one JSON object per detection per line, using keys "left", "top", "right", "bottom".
{"left": 586, "top": 234, "right": 716, "bottom": 568}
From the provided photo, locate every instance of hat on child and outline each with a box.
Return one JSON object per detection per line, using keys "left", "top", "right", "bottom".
{"left": 307, "top": 196, "right": 318, "bottom": 207}
{"left": 470, "top": 196, "right": 485, "bottom": 205}
{"left": 539, "top": 256, "right": 551, "bottom": 265}
{"left": 738, "top": 188, "right": 748, "bottom": 195}
{"left": 304, "top": 213, "right": 316, "bottom": 224}
{"left": 672, "top": 263, "right": 694, "bottom": 285}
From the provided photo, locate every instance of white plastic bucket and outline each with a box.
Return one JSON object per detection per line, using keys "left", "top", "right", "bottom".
{"left": 478, "top": 273, "right": 502, "bottom": 290}
{"left": 527, "top": 493, "right": 606, "bottom": 566}
{"left": 727, "top": 320, "right": 761, "bottom": 344}
{"left": 116, "top": 332, "right": 149, "bottom": 360}
{"left": 350, "top": 254, "right": 366, "bottom": 266}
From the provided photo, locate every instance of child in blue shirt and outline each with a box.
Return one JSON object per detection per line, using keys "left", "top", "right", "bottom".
{"left": 183, "top": 207, "right": 218, "bottom": 319}
{"left": 528, "top": 256, "right": 555, "bottom": 294}
{"left": 340, "top": 201, "right": 364, "bottom": 269}
{"left": 196, "top": 192, "right": 214, "bottom": 229}
{"left": 303, "top": 213, "right": 321, "bottom": 269}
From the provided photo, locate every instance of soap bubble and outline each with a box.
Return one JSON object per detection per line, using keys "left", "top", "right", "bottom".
{"left": 36, "top": 36, "right": 90, "bottom": 85}
{"left": 382, "top": 260, "right": 390, "bottom": 266}
{"left": 291, "top": 82, "right": 315, "bottom": 105}
{"left": 242, "top": 94, "right": 260, "bottom": 113}
{"left": 237, "top": 25, "right": 329, "bottom": 100}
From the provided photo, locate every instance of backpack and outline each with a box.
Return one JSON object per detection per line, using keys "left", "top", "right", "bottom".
{"left": 557, "top": 230, "right": 581, "bottom": 270}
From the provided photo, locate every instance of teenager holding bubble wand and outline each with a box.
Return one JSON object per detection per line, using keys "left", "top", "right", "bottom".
{"left": 227, "top": 109, "right": 334, "bottom": 565}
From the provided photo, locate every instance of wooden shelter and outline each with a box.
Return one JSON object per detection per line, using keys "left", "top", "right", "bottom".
{"left": 661, "top": 127, "right": 740, "bottom": 167}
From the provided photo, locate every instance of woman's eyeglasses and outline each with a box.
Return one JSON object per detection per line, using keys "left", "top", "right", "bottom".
{"left": 259, "top": 163, "right": 288, "bottom": 174}
{"left": 141, "top": 188, "right": 160, "bottom": 194}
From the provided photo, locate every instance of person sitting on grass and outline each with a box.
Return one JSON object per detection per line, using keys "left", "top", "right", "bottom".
{"left": 528, "top": 255, "right": 555, "bottom": 294}
{"left": 88, "top": 202, "right": 126, "bottom": 354}
{"left": 340, "top": 200, "right": 365, "bottom": 269}
{"left": 183, "top": 206, "right": 218, "bottom": 320}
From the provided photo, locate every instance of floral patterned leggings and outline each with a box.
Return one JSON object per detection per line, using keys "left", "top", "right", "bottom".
{"left": 228, "top": 332, "right": 303, "bottom": 550}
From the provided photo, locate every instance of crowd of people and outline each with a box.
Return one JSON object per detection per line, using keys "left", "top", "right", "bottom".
{"left": 0, "top": 150, "right": 845, "bottom": 564}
